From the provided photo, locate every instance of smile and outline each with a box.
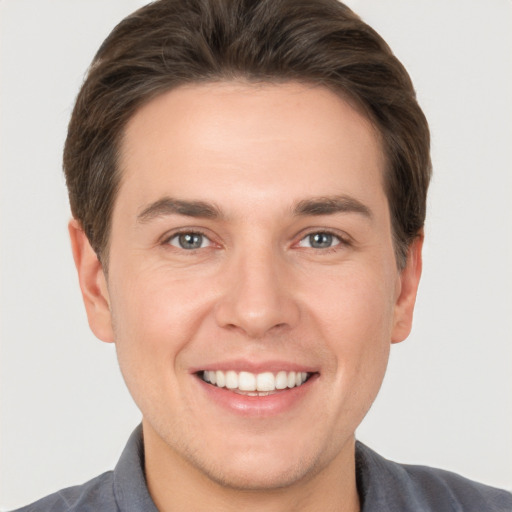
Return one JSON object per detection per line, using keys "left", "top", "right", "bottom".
{"left": 200, "top": 370, "right": 310, "bottom": 395}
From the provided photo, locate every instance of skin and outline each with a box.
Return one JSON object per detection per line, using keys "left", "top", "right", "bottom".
{"left": 70, "top": 82, "right": 422, "bottom": 512}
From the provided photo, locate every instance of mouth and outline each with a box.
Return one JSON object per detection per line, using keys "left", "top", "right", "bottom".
{"left": 198, "top": 370, "right": 313, "bottom": 396}
{"left": 193, "top": 364, "right": 319, "bottom": 416}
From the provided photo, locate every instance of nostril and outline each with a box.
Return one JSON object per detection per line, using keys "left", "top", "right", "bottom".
{"left": 213, "top": 275, "right": 301, "bottom": 338}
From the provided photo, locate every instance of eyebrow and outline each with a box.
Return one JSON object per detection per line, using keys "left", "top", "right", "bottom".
{"left": 137, "top": 197, "right": 222, "bottom": 223}
{"left": 137, "top": 194, "right": 372, "bottom": 224}
{"left": 293, "top": 195, "right": 373, "bottom": 219}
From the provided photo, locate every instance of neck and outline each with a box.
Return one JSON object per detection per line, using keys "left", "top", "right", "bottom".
{"left": 143, "top": 421, "right": 360, "bottom": 512}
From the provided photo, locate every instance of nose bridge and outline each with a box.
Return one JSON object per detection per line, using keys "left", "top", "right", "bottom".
{"left": 214, "top": 237, "right": 299, "bottom": 338}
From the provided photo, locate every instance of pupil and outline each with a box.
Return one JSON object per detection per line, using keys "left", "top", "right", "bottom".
{"left": 310, "top": 233, "right": 332, "bottom": 248}
{"left": 179, "top": 233, "right": 202, "bottom": 249}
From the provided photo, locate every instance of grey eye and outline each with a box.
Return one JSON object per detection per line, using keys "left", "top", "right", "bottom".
{"left": 309, "top": 233, "right": 333, "bottom": 248}
{"left": 298, "top": 232, "right": 340, "bottom": 249}
{"left": 169, "top": 233, "right": 210, "bottom": 250}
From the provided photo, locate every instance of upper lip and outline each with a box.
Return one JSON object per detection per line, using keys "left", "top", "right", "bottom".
{"left": 189, "top": 359, "right": 319, "bottom": 374}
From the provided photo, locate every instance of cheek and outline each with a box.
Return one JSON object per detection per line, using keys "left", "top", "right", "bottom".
{"left": 306, "top": 266, "right": 396, "bottom": 390}
{"left": 107, "top": 267, "right": 217, "bottom": 415}
{"left": 108, "top": 266, "right": 215, "bottom": 370}
{"left": 308, "top": 264, "right": 397, "bottom": 342}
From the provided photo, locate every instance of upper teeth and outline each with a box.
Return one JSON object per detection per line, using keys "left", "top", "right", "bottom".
{"left": 202, "top": 370, "right": 309, "bottom": 392}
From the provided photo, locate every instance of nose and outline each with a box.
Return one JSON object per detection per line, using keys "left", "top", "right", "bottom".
{"left": 214, "top": 247, "right": 300, "bottom": 339}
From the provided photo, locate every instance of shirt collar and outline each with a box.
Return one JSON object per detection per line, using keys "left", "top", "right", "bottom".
{"left": 356, "top": 441, "right": 427, "bottom": 511}
{"left": 113, "top": 424, "right": 159, "bottom": 512}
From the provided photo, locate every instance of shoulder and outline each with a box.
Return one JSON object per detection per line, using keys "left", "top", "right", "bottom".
{"left": 356, "top": 442, "right": 512, "bottom": 512}
{"left": 399, "top": 461, "right": 512, "bottom": 511}
{"left": 10, "top": 471, "right": 117, "bottom": 512}
{"left": 10, "top": 425, "right": 157, "bottom": 512}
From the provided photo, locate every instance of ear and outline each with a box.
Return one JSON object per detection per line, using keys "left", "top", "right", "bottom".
{"left": 391, "top": 233, "right": 423, "bottom": 344}
{"left": 68, "top": 219, "right": 114, "bottom": 343}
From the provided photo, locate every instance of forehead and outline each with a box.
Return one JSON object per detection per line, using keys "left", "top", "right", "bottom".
{"left": 117, "top": 81, "right": 386, "bottom": 216}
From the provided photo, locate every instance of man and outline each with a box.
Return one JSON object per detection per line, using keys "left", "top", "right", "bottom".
{"left": 11, "top": 0, "right": 512, "bottom": 510}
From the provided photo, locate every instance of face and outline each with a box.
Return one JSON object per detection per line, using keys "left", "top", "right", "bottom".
{"left": 72, "top": 82, "right": 422, "bottom": 492}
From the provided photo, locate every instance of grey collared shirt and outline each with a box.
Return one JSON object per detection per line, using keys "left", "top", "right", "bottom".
{"left": 13, "top": 425, "right": 512, "bottom": 511}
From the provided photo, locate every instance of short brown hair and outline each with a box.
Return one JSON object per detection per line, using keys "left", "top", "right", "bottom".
{"left": 64, "top": 0, "right": 431, "bottom": 269}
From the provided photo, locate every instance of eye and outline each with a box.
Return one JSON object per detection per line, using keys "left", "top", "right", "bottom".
{"left": 167, "top": 232, "right": 211, "bottom": 250}
{"left": 298, "top": 232, "right": 341, "bottom": 249}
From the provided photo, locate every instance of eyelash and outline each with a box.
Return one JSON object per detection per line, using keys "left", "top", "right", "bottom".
{"left": 163, "top": 230, "right": 214, "bottom": 252}
{"left": 296, "top": 231, "right": 346, "bottom": 252}
{"left": 161, "top": 229, "right": 351, "bottom": 253}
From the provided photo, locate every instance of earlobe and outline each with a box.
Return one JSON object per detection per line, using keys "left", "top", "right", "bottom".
{"left": 68, "top": 219, "right": 115, "bottom": 343}
{"left": 391, "top": 233, "right": 424, "bottom": 344}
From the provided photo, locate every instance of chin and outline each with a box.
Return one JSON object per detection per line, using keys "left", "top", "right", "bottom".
{"left": 194, "top": 452, "right": 322, "bottom": 491}
{"left": 176, "top": 431, "right": 335, "bottom": 492}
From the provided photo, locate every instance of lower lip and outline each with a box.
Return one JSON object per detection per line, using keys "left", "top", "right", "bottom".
{"left": 195, "top": 374, "right": 318, "bottom": 417}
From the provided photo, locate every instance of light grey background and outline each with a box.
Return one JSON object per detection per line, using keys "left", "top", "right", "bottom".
{"left": 1, "top": 0, "right": 511, "bottom": 509}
